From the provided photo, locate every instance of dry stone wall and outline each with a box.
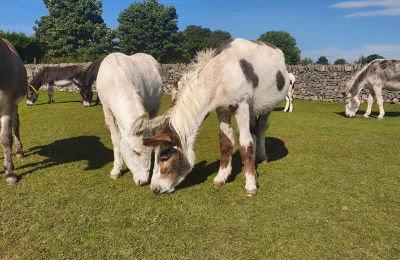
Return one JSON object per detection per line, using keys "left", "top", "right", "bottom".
{"left": 24, "top": 63, "right": 400, "bottom": 103}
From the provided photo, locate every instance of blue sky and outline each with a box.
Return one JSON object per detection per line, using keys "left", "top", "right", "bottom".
{"left": 1, "top": 0, "right": 399, "bottom": 63}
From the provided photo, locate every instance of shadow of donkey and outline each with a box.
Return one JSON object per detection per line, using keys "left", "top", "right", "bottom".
{"left": 18, "top": 136, "right": 113, "bottom": 179}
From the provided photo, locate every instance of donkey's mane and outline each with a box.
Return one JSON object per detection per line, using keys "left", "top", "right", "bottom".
{"left": 168, "top": 49, "right": 215, "bottom": 153}
{"left": 1, "top": 38, "right": 19, "bottom": 57}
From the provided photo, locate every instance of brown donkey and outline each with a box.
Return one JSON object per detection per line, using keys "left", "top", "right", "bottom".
{"left": 0, "top": 37, "right": 27, "bottom": 184}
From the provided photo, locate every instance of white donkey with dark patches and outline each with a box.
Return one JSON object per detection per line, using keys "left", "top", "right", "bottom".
{"left": 96, "top": 53, "right": 163, "bottom": 185}
{"left": 137, "top": 38, "right": 290, "bottom": 196}
{"left": 0, "top": 37, "right": 27, "bottom": 184}
{"left": 344, "top": 59, "right": 400, "bottom": 120}
{"left": 283, "top": 73, "right": 296, "bottom": 113}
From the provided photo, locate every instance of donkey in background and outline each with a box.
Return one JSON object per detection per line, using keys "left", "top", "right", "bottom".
{"left": 136, "top": 38, "right": 290, "bottom": 196}
{"left": 344, "top": 59, "right": 400, "bottom": 120}
{"left": 0, "top": 37, "right": 27, "bottom": 184}
{"left": 80, "top": 58, "right": 103, "bottom": 107}
{"left": 27, "top": 65, "right": 86, "bottom": 106}
{"left": 283, "top": 73, "right": 296, "bottom": 113}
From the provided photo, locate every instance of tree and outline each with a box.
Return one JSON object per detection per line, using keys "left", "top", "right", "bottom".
{"left": 257, "top": 31, "right": 301, "bottom": 65}
{"left": 117, "top": 0, "right": 181, "bottom": 63}
{"left": 316, "top": 56, "right": 329, "bottom": 65}
{"left": 34, "top": 0, "right": 116, "bottom": 63}
{"left": 0, "top": 30, "right": 43, "bottom": 63}
{"left": 334, "top": 58, "right": 347, "bottom": 65}
{"left": 365, "top": 54, "right": 384, "bottom": 64}
{"left": 300, "top": 57, "right": 313, "bottom": 66}
{"left": 180, "top": 25, "right": 231, "bottom": 62}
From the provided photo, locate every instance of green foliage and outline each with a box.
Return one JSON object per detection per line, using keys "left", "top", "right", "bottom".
{"left": 0, "top": 30, "right": 43, "bottom": 63}
{"left": 316, "top": 56, "right": 329, "bottom": 65}
{"left": 1, "top": 93, "right": 400, "bottom": 258}
{"left": 257, "top": 31, "right": 301, "bottom": 65}
{"left": 365, "top": 54, "right": 384, "bottom": 64}
{"left": 180, "top": 25, "right": 231, "bottom": 62}
{"left": 34, "top": 0, "right": 116, "bottom": 63}
{"left": 300, "top": 57, "right": 313, "bottom": 66}
{"left": 117, "top": 0, "right": 182, "bottom": 63}
{"left": 334, "top": 58, "right": 348, "bottom": 65}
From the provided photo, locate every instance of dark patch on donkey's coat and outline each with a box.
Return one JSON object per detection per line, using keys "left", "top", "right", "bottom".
{"left": 212, "top": 38, "right": 235, "bottom": 58}
{"left": 276, "top": 70, "right": 285, "bottom": 91}
{"left": 240, "top": 59, "right": 259, "bottom": 88}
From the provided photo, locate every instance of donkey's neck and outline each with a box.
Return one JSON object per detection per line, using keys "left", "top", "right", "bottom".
{"left": 169, "top": 81, "right": 212, "bottom": 163}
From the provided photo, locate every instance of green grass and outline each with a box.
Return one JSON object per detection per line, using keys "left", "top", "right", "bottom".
{"left": 1, "top": 90, "right": 399, "bottom": 259}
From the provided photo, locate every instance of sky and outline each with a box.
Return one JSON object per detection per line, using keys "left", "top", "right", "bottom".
{"left": 1, "top": 0, "right": 400, "bottom": 63}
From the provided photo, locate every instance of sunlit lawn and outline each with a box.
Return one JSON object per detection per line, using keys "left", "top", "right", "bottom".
{"left": 1, "top": 91, "right": 399, "bottom": 258}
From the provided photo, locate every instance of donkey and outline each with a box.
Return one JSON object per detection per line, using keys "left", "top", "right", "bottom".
{"left": 136, "top": 38, "right": 290, "bottom": 196}
{"left": 96, "top": 53, "right": 163, "bottom": 185}
{"left": 283, "top": 73, "right": 296, "bottom": 112}
{"left": 80, "top": 58, "right": 103, "bottom": 107}
{"left": 27, "top": 65, "right": 86, "bottom": 106}
{"left": 0, "top": 37, "right": 27, "bottom": 184}
{"left": 344, "top": 59, "right": 400, "bottom": 120}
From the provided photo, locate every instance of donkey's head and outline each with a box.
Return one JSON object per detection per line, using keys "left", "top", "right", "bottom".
{"left": 141, "top": 118, "right": 194, "bottom": 194}
{"left": 79, "top": 86, "right": 94, "bottom": 107}
{"left": 341, "top": 82, "right": 360, "bottom": 118}
{"left": 27, "top": 84, "right": 39, "bottom": 106}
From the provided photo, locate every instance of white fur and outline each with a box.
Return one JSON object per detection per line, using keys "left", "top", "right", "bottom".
{"left": 96, "top": 53, "right": 163, "bottom": 185}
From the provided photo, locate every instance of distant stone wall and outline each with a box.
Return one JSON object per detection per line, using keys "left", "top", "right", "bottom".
{"left": 24, "top": 63, "right": 400, "bottom": 103}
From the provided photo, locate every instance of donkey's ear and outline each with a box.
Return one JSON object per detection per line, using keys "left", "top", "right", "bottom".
{"left": 131, "top": 113, "right": 150, "bottom": 135}
{"left": 143, "top": 131, "right": 173, "bottom": 147}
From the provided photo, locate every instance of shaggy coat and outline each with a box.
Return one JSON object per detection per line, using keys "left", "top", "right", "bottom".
{"left": 345, "top": 59, "right": 400, "bottom": 119}
{"left": 96, "top": 53, "right": 163, "bottom": 185}
{"left": 0, "top": 37, "right": 27, "bottom": 184}
{"left": 140, "top": 38, "right": 290, "bottom": 196}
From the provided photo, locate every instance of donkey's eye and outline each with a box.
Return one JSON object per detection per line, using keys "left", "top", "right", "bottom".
{"left": 160, "top": 147, "right": 177, "bottom": 161}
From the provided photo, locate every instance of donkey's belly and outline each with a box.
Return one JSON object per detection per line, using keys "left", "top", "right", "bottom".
{"left": 54, "top": 80, "right": 74, "bottom": 87}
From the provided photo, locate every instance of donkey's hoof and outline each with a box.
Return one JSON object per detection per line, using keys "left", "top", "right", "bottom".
{"left": 110, "top": 174, "right": 120, "bottom": 180}
{"left": 6, "top": 175, "right": 17, "bottom": 185}
{"left": 16, "top": 152, "right": 24, "bottom": 158}
{"left": 363, "top": 114, "right": 369, "bottom": 119}
{"left": 213, "top": 181, "right": 226, "bottom": 188}
{"left": 246, "top": 189, "right": 257, "bottom": 197}
{"left": 378, "top": 116, "right": 384, "bottom": 120}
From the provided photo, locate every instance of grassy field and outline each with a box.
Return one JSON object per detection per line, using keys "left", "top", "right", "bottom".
{"left": 1, "top": 91, "right": 399, "bottom": 259}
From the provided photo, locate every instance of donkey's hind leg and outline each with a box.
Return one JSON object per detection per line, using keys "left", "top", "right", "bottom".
{"left": 12, "top": 105, "right": 24, "bottom": 158}
{"left": 1, "top": 110, "right": 16, "bottom": 184}
{"left": 234, "top": 101, "right": 258, "bottom": 196}
{"left": 214, "top": 111, "right": 234, "bottom": 188}
{"left": 47, "top": 85, "right": 55, "bottom": 104}
{"left": 104, "top": 109, "right": 123, "bottom": 179}
{"left": 256, "top": 113, "right": 271, "bottom": 164}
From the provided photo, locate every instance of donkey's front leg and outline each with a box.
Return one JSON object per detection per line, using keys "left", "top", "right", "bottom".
{"left": 363, "top": 94, "right": 374, "bottom": 119}
{"left": 103, "top": 110, "right": 123, "bottom": 179}
{"left": 235, "top": 102, "right": 258, "bottom": 196}
{"left": 1, "top": 113, "right": 16, "bottom": 184}
{"left": 214, "top": 111, "right": 234, "bottom": 188}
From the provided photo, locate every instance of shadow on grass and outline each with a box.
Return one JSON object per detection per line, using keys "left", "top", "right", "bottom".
{"left": 178, "top": 137, "right": 288, "bottom": 190}
{"left": 17, "top": 136, "right": 113, "bottom": 179}
{"left": 335, "top": 110, "right": 400, "bottom": 118}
